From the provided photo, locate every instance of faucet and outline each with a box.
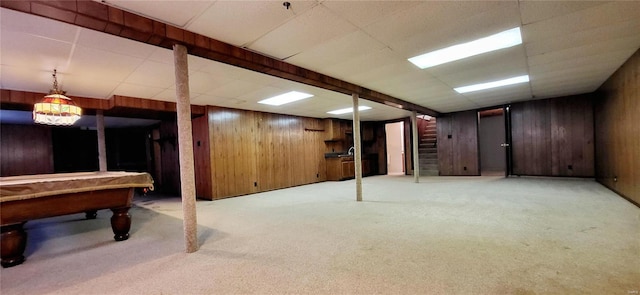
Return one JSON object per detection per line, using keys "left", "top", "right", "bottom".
{"left": 348, "top": 146, "right": 355, "bottom": 155}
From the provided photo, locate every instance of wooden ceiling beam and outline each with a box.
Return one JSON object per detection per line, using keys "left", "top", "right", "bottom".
{"left": 1, "top": 0, "right": 439, "bottom": 117}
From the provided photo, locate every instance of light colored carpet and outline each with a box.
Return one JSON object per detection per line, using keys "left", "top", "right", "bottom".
{"left": 1, "top": 175, "right": 638, "bottom": 294}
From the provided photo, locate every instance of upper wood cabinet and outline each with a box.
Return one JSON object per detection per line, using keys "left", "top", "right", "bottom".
{"left": 324, "top": 119, "right": 342, "bottom": 141}
{"left": 324, "top": 119, "right": 374, "bottom": 142}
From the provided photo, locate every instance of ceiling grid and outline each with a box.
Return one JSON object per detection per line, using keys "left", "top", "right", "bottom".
{"left": 1, "top": 0, "right": 639, "bottom": 122}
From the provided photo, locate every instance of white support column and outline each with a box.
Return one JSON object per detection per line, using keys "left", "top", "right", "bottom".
{"left": 411, "top": 111, "right": 420, "bottom": 183}
{"left": 173, "top": 44, "right": 198, "bottom": 253}
{"left": 352, "top": 93, "right": 363, "bottom": 202}
{"left": 96, "top": 110, "right": 107, "bottom": 172}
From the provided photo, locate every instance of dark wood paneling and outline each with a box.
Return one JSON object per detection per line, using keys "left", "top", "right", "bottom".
{"left": 403, "top": 117, "right": 413, "bottom": 175}
{"left": 0, "top": 124, "right": 54, "bottom": 176}
{"left": 437, "top": 110, "right": 479, "bottom": 176}
{"left": 550, "top": 97, "right": 594, "bottom": 177}
{"left": 511, "top": 99, "right": 552, "bottom": 175}
{"left": 157, "top": 120, "right": 180, "bottom": 194}
{"left": 454, "top": 111, "right": 479, "bottom": 175}
{"left": 511, "top": 95, "right": 594, "bottom": 177}
{"left": 437, "top": 116, "right": 454, "bottom": 175}
{"left": 595, "top": 49, "right": 639, "bottom": 204}
{"left": 192, "top": 113, "right": 212, "bottom": 200}
{"left": 374, "top": 123, "right": 387, "bottom": 175}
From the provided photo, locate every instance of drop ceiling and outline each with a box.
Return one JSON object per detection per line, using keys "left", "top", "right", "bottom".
{"left": 1, "top": 1, "right": 639, "bottom": 123}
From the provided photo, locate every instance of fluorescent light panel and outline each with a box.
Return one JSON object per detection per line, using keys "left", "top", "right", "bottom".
{"left": 408, "top": 27, "right": 522, "bottom": 69}
{"left": 258, "top": 91, "right": 313, "bottom": 106}
{"left": 327, "top": 106, "right": 372, "bottom": 115}
{"left": 454, "top": 75, "right": 530, "bottom": 93}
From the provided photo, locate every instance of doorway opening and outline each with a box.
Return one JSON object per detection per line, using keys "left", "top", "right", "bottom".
{"left": 479, "top": 108, "right": 506, "bottom": 176}
{"left": 385, "top": 121, "right": 405, "bottom": 175}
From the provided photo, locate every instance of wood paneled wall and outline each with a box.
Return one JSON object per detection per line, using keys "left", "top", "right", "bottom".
{"left": 595, "top": 49, "right": 639, "bottom": 204}
{"left": 0, "top": 124, "right": 54, "bottom": 176}
{"left": 192, "top": 114, "right": 212, "bottom": 199}
{"left": 201, "top": 106, "right": 327, "bottom": 200}
{"left": 374, "top": 123, "right": 387, "bottom": 175}
{"left": 156, "top": 120, "right": 181, "bottom": 194}
{"left": 510, "top": 95, "right": 594, "bottom": 177}
{"left": 437, "top": 110, "right": 479, "bottom": 176}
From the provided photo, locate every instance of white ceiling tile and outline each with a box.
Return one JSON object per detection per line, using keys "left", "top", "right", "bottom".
{"left": 248, "top": 4, "right": 359, "bottom": 60}
{"left": 103, "top": 0, "right": 213, "bottom": 27}
{"left": 77, "top": 29, "right": 156, "bottom": 59}
{"left": 427, "top": 46, "right": 528, "bottom": 88}
{"left": 527, "top": 35, "right": 640, "bottom": 67}
{"left": 2, "top": 2, "right": 637, "bottom": 120}
{"left": 187, "top": 1, "right": 317, "bottom": 47}
{"left": 519, "top": 1, "right": 608, "bottom": 25}
{"left": 285, "top": 30, "right": 387, "bottom": 71}
{"left": 125, "top": 60, "right": 176, "bottom": 88}
{"left": 525, "top": 19, "right": 640, "bottom": 56}
{"left": 0, "top": 65, "right": 55, "bottom": 94}
{"left": 1, "top": 30, "right": 73, "bottom": 72}
{"left": 322, "top": 1, "right": 421, "bottom": 28}
{"left": 66, "top": 45, "right": 145, "bottom": 81}
{"left": 463, "top": 83, "right": 532, "bottom": 103}
{"left": 522, "top": 1, "right": 640, "bottom": 42}
{"left": 362, "top": 2, "right": 484, "bottom": 46}
{"left": 113, "top": 83, "right": 165, "bottom": 100}
{"left": 529, "top": 48, "right": 635, "bottom": 76}
{"left": 323, "top": 47, "right": 398, "bottom": 82}
{"left": 188, "top": 71, "right": 236, "bottom": 94}
{"left": 236, "top": 86, "right": 288, "bottom": 104}
{"left": 205, "top": 79, "right": 264, "bottom": 99}
{"left": 392, "top": 2, "right": 521, "bottom": 59}
{"left": 63, "top": 75, "right": 120, "bottom": 99}
{"left": 146, "top": 48, "right": 174, "bottom": 64}
{"left": 531, "top": 68, "right": 615, "bottom": 88}
{"left": 1, "top": 8, "right": 79, "bottom": 43}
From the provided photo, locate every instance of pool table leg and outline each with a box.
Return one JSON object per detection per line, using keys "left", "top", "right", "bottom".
{"left": 110, "top": 207, "right": 131, "bottom": 241}
{"left": 1, "top": 222, "right": 27, "bottom": 268}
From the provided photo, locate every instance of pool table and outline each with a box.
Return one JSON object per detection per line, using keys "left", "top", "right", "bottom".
{"left": 0, "top": 171, "right": 154, "bottom": 268}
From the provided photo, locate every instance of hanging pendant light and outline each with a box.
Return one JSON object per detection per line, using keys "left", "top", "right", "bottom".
{"left": 33, "top": 69, "right": 82, "bottom": 126}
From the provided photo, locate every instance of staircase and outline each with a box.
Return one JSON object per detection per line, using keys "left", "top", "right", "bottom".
{"left": 418, "top": 118, "right": 439, "bottom": 176}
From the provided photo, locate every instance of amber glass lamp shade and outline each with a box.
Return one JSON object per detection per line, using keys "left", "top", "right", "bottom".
{"left": 33, "top": 93, "right": 82, "bottom": 126}
{"left": 33, "top": 69, "right": 82, "bottom": 126}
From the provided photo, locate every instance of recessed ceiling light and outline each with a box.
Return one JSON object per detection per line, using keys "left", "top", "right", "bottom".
{"left": 454, "top": 75, "right": 530, "bottom": 93}
{"left": 327, "top": 106, "right": 372, "bottom": 115}
{"left": 258, "top": 91, "right": 313, "bottom": 106}
{"left": 408, "top": 27, "right": 522, "bottom": 69}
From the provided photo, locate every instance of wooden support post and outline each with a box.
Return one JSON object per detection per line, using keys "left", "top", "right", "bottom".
{"left": 352, "top": 93, "right": 363, "bottom": 202}
{"left": 96, "top": 110, "right": 107, "bottom": 172}
{"left": 411, "top": 111, "right": 420, "bottom": 183}
{"left": 173, "top": 44, "right": 198, "bottom": 253}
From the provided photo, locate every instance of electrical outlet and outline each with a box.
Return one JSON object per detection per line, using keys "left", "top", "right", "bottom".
{"left": 254, "top": 182, "right": 257, "bottom": 187}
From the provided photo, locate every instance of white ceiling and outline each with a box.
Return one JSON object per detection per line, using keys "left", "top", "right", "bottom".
{"left": 1, "top": 1, "right": 639, "bottom": 122}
